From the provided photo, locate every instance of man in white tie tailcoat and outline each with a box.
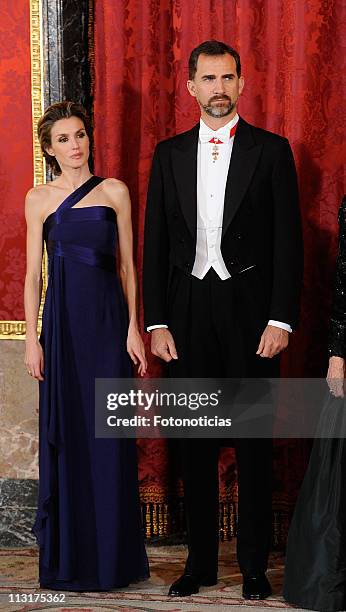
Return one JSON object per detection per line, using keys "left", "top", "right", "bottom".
{"left": 143, "top": 40, "right": 303, "bottom": 599}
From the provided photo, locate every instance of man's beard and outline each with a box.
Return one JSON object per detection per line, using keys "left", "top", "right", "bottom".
{"left": 201, "top": 95, "right": 235, "bottom": 118}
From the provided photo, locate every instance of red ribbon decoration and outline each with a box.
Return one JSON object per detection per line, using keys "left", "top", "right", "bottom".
{"left": 209, "top": 121, "right": 238, "bottom": 144}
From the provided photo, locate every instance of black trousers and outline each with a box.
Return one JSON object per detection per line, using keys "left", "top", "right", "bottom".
{"left": 168, "top": 268, "right": 276, "bottom": 577}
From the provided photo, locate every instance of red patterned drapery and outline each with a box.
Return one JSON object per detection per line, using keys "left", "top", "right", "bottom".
{"left": 0, "top": 0, "right": 33, "bottom": 321}
{"left": 93, "top": 0, "right": 345, "bottom": 543}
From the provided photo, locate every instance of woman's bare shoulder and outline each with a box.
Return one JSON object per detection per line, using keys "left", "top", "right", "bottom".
{"left": 26, "top": 184, "right": 47, "bottom": 201}
{"left": 101, "top": 178, "right": 130, "bottom": 212}
{"left": 25, "top": 182, "right": 60, "bottom": 220}
{"left": 102, "top": 177, "right": 129, "bottom": 197}
{"left": 26, "top": 180, "right": 63, "bottom": 202}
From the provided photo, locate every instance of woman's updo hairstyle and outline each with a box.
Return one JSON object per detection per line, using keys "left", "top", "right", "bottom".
{"left": 37, "top": 101, "right": 91, "bottom": 175}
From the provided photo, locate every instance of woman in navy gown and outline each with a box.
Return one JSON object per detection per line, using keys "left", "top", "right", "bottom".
{"left": 24, "top": 101, "right": 149, "bottom": 591}
{"left": 284, "top": 196, "right": 346, "bottom": 611}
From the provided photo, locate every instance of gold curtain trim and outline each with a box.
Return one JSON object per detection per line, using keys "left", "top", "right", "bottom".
{"left": 141, "top": 500, "right": 239, "bottom": 541}
{"left": 140, "top": 486, "right": 168, "bottom": 504}
{"left": 141, "top": 500, "right": 287, "bottom": 547}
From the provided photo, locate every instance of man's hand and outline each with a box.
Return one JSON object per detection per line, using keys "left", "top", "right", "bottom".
{"left": 151, "top": 328, "right": 178, "bottom": 362}
{"left": 256, "top": 325, "right": 289, "bottom": 358}
{"left": 327, "top": 356, "right": 345, "bottom": 398}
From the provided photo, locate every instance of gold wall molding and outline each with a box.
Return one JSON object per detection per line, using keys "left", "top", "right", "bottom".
{"left": 0, "top": 322, "right": 27, "bottom": 339}
{"left": 0, "top": 0, "right": 45, "bottom": 340}
{"left": 30, "top": 0, "right": 45, "bottom": 188}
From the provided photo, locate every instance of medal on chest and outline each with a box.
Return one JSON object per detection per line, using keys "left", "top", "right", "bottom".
{"left": 207, "top": 123, "right": 238, "bottom": 162}
{"left": 212, "top": 144, "right": 220, "bottom": 161}
{"left": 210, "top": 137, "right": 223, "bottom": 162}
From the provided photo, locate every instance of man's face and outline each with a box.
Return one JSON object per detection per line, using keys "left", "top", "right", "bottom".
{"left": 187, "top": 53, "right": 244, "bottom": 118}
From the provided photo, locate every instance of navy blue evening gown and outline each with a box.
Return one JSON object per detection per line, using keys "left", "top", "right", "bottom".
{"left": 33, "top": 176, "right": 149, "bottom": 590}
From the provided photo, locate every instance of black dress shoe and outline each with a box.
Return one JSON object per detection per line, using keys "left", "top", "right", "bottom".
{"left": 242, "top": 574, "right": 272, "bottom": 600}
{"left": 168, "top": 573, "right": 217, "bottom": 597}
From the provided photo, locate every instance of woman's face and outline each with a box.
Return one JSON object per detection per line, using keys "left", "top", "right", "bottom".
{"left": 47, "top": 116, "right": 90, "bottom": 171}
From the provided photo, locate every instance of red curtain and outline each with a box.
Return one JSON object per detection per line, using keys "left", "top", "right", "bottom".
{"left": 93, "top": 0, "right": 345, "bottom": 541}
{"left": 0, "top": 0, "right": 33, "bottom": 320}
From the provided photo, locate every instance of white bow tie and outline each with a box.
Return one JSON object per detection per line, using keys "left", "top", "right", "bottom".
{"left": 199, "top": 128, "right": 230, "bottom": 144}
{"left": 199, "top": 120, "right": 239, "bottom": 144}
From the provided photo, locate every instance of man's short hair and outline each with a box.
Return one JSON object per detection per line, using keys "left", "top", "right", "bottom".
{"left": 189, "top": 40, "right": 241, "bottom": 80}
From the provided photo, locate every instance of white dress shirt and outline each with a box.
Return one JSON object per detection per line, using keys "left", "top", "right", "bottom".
{"left": 192, "top": 114, "right": 238, "bottom": 279}
{"left": 147, "top": 114, "right": 291, "bottom": 333}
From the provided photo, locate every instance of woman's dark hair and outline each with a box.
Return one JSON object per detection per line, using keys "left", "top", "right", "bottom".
{"left": 189, "top": 40, "right": 241, "bottom": 80}
{"left": 37, "top": 101, "right": 92, "bottom": 175}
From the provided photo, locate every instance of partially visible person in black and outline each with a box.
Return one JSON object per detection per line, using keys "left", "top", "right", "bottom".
{"left": 284, "top": 195, "right": 346, "bottom": 612}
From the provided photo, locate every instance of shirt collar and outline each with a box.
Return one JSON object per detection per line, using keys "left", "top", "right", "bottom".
{"left": 199, "top": 113, "right": 239, "bottom": 142}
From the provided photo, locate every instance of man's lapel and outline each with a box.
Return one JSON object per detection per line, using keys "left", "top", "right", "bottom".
{"left": 222, "top": 117, "right": 263, "bottom": 237}
{"left": 171, "top": 124, "right": 199, "bottom": 239}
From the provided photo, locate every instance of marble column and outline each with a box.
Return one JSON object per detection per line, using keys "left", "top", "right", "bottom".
{"left": 0, "top": 341, "right": 38, "bottom": 545}
{"left": 42, "top": 0, "right": 92, "bottom": 111}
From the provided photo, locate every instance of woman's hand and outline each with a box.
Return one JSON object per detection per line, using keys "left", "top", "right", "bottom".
{"left": 127, "top": 326, "right": 147, "bottom": 376}
{"left": 24, "top": 338, "right": 44, "bottom": 381}
{"left": 326, "top": 355, "right": 345, "bottom": 397}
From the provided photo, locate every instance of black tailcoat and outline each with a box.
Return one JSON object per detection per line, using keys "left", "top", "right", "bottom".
{"left": 143, "top": 116, "right": 303, "bottom": 341}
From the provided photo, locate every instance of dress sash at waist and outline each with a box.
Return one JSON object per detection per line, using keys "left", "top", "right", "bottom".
{"left": 47, "top": 241, "right": 117, "bottom": 274}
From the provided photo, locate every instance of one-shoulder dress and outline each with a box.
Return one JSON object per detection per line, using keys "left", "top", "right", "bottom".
{"left": 33, "top": 176, "right": 149, "bottom": 591}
